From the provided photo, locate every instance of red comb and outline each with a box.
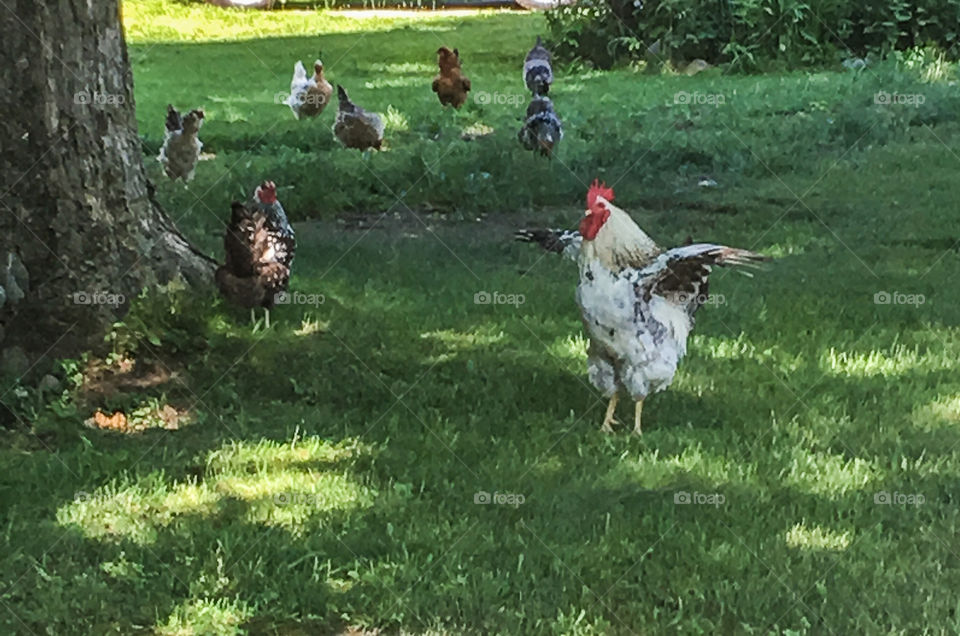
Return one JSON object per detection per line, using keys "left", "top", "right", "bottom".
{"left": 587, "top": 179, "right": 614, "bottom": 209}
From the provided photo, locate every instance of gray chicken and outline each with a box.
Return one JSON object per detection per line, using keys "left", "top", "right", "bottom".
{"left": 332, "top": 85, "right": 384, "bottom": 151}
{"left": 523, "top": 36, "right": 553, "bottom": 96}
{"left": 518, "top": 96, "right": 563, "bottom": 157}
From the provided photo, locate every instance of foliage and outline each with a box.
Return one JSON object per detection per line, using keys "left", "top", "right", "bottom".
{"left": 546, "top": 0, "right": 960, "bottom": 71}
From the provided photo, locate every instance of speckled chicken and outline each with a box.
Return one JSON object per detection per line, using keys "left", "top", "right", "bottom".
{"left": 157, "top": 105, "right": 204, "bottom": 182}
{"left": 286, "top": 59, "right": 334, "bottom": 119}
{"left": 215, "top": 181, "right": 296, "bottom": 328}
{"left": 520, "top": 181, "right": 768, "bottom": 434}
{"left": 431, "top": 46, "right": 471, "bottom": 108}
{"left": 523, "top": 36, "right": 553, "bottom": 96}
{"left": 332, "top": 85, "right": 384, "bottom": 150}
{"left": 518, "top": 96, "right": 562, "bottom": 157}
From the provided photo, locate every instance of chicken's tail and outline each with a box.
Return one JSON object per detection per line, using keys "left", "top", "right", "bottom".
{"left": 292, "top": 60, "right": 307, "bottom": 83}
{"left": 165, "top": 105, "right": 182, "bottom": 132}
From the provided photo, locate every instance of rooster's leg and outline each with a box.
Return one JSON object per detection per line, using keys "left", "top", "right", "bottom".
{"left": 633, "top": 400, "right": 644, "bottom": 436}
{"left": 250, "top": 308, "right": 256, "bottom": 325}
{"left": 265, "top": 309, "right": 271, "bottom": 330}
{"left": 600, "top": 393, "right": 619, "bottom": 434}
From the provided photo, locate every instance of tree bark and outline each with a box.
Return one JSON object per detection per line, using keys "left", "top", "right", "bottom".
{"left": 0, "top": 0, "right": 215, "bottom": 366}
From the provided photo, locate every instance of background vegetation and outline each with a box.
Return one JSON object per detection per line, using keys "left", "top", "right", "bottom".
{"left": 547, "top": 0, "right": 960, "bottom": 70}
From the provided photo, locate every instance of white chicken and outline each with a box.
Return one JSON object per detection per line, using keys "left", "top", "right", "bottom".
{"left": 520, "top": 181, "right": 768, "bottom": 434}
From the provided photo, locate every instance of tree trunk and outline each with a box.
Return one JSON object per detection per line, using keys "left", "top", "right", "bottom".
{"left": 0, "top": 0, "right": 215, "bottom": 367}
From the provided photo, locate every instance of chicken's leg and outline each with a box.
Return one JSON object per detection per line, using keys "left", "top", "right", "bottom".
{"left": 633, "top": 400, "right": 644, "bottom": 436}
{"left": 601, "top": 393, "right": 619, "bottom": 434}
{"left": 250, "top": 308, "right": 256, "bottom": 325}
{"left": 265, "top": 308, "right": 271, "bottom": 330}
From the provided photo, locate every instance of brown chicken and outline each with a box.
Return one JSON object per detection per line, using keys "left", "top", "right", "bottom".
{"left": 431, "top": 47, "right": 471, "bottom": 108}
{"left": 333, "top": 85, "right": 385, "bottom": 151}
{"left": 286, "top": 59, "right": 334, "bottom": 120}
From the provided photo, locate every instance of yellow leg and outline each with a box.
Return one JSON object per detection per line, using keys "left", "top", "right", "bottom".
{"left": 601, "top": 393, "right": 619, "bottom": 434}
{"left": 265, "top": 308, "right": 271, "bottom": 329}
{"left": 633, "top": 400, "right": 644, "bottom": 436}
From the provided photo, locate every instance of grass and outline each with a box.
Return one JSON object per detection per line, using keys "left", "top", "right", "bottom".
{"left": 3, "top": 1, "right": 960, "bottom": 633}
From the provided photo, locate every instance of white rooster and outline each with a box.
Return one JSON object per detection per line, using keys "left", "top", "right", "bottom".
{"left": 518, "top": 181, "right": 767, "bottom": 434}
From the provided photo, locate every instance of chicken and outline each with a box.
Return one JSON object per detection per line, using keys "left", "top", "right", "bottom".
{"left": 521, "top": 181, "right": 767, "bottom": 434}
{"left": 332, "top": 85, "right": 385, "bottom": 151}
{"left": 518, "top": 96, "right": 563, "bottom": 157}
{"left": 157, "top": 105, "right": 204, "bottom": 182}
{"left": 286, "top": 59, "right": 334, "bottom": 120}
{"left": 215, "top": 181, "right": 296, "bottom": 328}
{"left": 431, "top": 46, "right": 471, "bottom": 108}
{"left": 523, "top": 36, "right": 553, "bottom": 96}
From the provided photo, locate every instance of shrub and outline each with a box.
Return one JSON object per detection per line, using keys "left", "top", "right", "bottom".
{"left": 546, "top": 0, "right": 960, "bottom": 71}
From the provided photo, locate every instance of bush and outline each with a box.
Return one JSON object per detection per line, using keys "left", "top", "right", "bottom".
{"left": 546, "top": 0, "right": 960, "bottom": 70}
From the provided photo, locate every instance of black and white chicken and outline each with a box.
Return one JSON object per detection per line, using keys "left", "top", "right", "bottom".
{"left": 215, "top": 181, "right": 296, "bottom": 328}
{"left": 518, "top": 96, "right": 563, "bottom": 157}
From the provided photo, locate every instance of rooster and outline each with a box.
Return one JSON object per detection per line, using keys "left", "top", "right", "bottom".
{"left": 286, "top": 59, "right": 334, "bottom": 120}
{"left": 519, "top": 181, "right": 767, "bottom": 434}
{"left": 518, "top": 96, "right": 563, "bottom": 157}
{"left": 157, "top": 105, "right": 204, "bottom": 182}
{"left": 524, "top": 36, "right": 553, "bottom": 96}
{"left": 333, "top": 85, "right": 384, "bottom": 151}
{"left": 432, "top": 46, "right": 471, "bottom": 108}
{"left": 215, "top": 181, "right": 295, "bottom": 328}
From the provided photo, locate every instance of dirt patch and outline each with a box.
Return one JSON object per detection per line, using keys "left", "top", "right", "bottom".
{"left": 81, "top": 356, "right": 179, "bottom": 399}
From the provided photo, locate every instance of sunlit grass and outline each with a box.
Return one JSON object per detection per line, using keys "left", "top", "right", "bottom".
{"left": 785, "top": 524, "right": 852, "bottom": 551}
{"left": 124, "top": 0, "right": 512, "bottom": 44}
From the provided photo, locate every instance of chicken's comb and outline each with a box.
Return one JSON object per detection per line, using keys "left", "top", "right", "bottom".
{"left": 587, "top": 179, "right": 615, "bottom": 209}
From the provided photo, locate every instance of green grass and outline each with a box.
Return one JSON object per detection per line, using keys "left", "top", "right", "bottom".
{"left": 3, "top": 1, "right": 960, "bottom": 633}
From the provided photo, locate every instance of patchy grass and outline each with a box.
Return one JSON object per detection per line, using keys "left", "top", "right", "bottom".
{"left": 2, "top": 1, "right": 960, "bottom": 634}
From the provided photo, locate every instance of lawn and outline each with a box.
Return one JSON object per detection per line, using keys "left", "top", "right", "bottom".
{"left": 2, "top": 1, "right": 960, "bottom": 634}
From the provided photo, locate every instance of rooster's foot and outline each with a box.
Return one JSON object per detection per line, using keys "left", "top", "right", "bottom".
{"left": 601, "top": 394, "right": 619, "bottom": 433}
